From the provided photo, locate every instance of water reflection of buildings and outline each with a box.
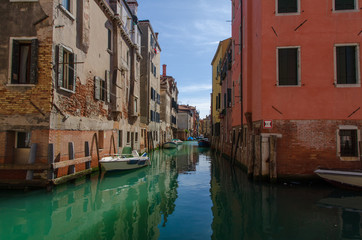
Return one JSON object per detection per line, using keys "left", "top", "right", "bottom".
{"left": 210, "top": 154, "right": 359, "bottom": 240}
{"left": 174, "top": 143, "right": 198, "bottom": 173}
{"left": 318, "top": 193, "right": 362, "bottom": 240}
{"left": 0, "top": 150, "right": 179, "bottom": 240}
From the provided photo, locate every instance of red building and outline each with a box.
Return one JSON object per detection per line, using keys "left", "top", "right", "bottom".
{"left": 228, "top": 0, "right": 362, "bottom": 180}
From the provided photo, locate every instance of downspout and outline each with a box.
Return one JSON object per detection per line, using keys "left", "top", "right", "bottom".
{"left": 240, "top": 0, "right": 244, "bottom": 139}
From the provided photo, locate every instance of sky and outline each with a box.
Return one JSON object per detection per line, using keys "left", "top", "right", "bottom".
{"left": 137, "top": 0, "right": 231, "bottom": 119}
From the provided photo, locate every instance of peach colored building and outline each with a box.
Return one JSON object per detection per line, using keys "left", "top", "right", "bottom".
{"left": 230, "top": 0, "right": 362, "bottom": 180}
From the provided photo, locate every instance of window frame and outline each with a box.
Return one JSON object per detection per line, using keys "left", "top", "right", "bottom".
{"left": 107, "top": 28, "right": 112, "bottom": 53}
{"left": 333, "top": 0, "right": 359, "bottom": 12}
{"left": 59, "top": 0, "right": 75, "bottom": 20}
{"left": 337, "top": 126, "right": 360, "bottom": 161}
{"left": 16, "top": 132, "right": 31, "bottom": 149}
{"left": 276, "top": 0, "right": 300, "bottom": 15}
{"left": 57, "top": 44, "right": 77, "bottom": 93}
{"left": 8, "top": 37, "right": 38, "bottom": 86}
{"left": 276, "top": 46, "right": 301, "bottom": 87}
{"left": 334, "top": 43, "right": 360, "bottom": 88}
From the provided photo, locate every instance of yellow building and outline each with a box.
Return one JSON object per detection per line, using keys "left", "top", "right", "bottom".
{"left": 211, "top": 38, "right": 231, "bottom": 138}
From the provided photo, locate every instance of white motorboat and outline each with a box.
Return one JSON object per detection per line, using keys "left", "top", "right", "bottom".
{"left": 314, "top": 168, "right": 362, "bottom": 189}
{"left": 172, "top": 139, "right": 183, "bottom": 145}
{"left": 99, "top": 150, "right": 149, "bottom": 171}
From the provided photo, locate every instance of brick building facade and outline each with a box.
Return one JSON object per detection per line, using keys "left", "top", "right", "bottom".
{"left": 0, "top": 0, "right": 144, "bottom": 184}
{"left": 212, "top": 0, "right": 362, "bottom": 180}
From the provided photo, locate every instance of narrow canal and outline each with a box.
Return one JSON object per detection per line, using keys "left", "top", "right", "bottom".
{"left": 1, "top": 141, "right": 361, "bottom": 240}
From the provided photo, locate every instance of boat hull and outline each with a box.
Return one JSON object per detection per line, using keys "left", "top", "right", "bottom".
{"left": 314, "top": 169, "right": 362, "bottom": 189}
{"left": 99, "top": 156, "right": 149, "bottom": 171}
{"left": 163, "top": 142, "right": 177, "bottom": 149}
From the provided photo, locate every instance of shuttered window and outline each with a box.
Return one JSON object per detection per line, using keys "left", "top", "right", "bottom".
{"left": 94, "top": 71, "right": 111, "bottom": 102}
{"left": 336, "top": 46, "right": 357, "bottom": 84}
{"left": 227, "top": 88, "right": 232, "bottom": 107}
{"left": 57, "top": 45, "right": 76, "bottom": 92}
{"left": 277, "top": 0, "right": 298, "bottom": 13}
{"left": 335, "top": 0, "right": 356, "bottom": 10}
{"left": 11, "top": 39, "right": 38, "bottom": 84}
{"left": 278, "top": 47, "right": 299, "bottom": 86}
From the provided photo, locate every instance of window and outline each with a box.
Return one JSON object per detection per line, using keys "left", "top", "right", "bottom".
{"left": 339, "top": 129, "right": 358, "bottom": 157}
{"left": 127, "top": 131, "right": 130, "bottom": 144}
{"left": 134, "top": 97, "right": 138, "bottom": 114}
{"left": 227, "top": 88, "right": 232, "bottom": 107}
{"left": 62, "top": 0, "right": 70, "bottom": 11}
{"left": 58, "top": 45, "right": 76, "bottom": 91}
{"left": 278, "top": 47, "right": 300, "bottom": 86}
{"left": 94, "top": 71, "right": 110, "bottom": 102}
{"left": 334, "top": 0, "right": 357, "bottom": 10}
{"left": 10, "top": 39, "right": 38, "bottom": 84}
{"left": 107, "top": 29, "right": 112, "bottom": 51}
{"left": 277, "top": 0, "right": 298, "bottom": 14}
{"left": 98, "top": 130, "right": 104, "bottom": 149}
{"left": 335, "top": 45, "right": 359, "bottom": 85}
{"left": 150, "top": 110, "right": 154, "bottom": 121}
{"left": 135, "top": 132, "right": 138, "bottom": 142}
{"left": 118, "top": 130, "right": 123, "bottom": 147}
{"left": 16, "top": 132, "right": 31, "bottom": 148}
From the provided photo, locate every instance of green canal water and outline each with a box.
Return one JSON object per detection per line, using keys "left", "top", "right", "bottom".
{"left": 1, "top": 141, "right": 362, "bottom": 240}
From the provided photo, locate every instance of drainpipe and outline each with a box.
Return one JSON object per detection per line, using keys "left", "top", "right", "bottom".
{"left": 240, "top": 0, "right": 244, "bottom": 139}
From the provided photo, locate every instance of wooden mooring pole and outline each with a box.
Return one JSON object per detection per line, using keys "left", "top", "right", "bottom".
{"left": 269, "top": 135, "right": 277, "bottom": 182}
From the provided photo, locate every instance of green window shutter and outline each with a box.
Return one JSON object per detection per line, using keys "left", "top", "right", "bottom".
{"left": 29, "top": 39, "right": 38, "bottom": 84}
{"left": 72, "top": 54, "right": 77, "bottom": 91}
{"left": 57, "top": 45, "right": 64, "bottom": 88}
{"left": 106, "top": 70, "right": 111, "bottom": 103}
{"left": 94, "top": 76, "right": 100, "bottom": 100}
{"left": 11, "top": 40, "right": 20, "bottom": 84}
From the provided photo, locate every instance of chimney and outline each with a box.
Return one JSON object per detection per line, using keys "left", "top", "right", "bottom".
{"left": 155, "top": 32, "right": 159, "bottom": 39}
{"left": 162, "top": 64, "right": 167, "bottom": 77}
{"left": 127, "top": 0, "right": 138, "bottom": 15}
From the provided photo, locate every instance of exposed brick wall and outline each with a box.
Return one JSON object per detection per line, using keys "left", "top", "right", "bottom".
{"left": 0, "top": 39, "right": 53, "bottom": 116}
{"left": 57, "top": 77, "right": 108, "bottom": 118}
{"left": 262, "top": 120, "right": 362, "bottom": 176}
{"left": 49, "top": 129, "right": 115, "bottom": 177}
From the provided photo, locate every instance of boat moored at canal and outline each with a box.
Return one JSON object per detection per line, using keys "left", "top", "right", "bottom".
{"left": 99, "top": 152, "right": 149, "bottom": 171}
{"left": 314, "top": 169, "right": 362, "bottom": 190}
{"left": 163, "top": 141, "right": 178, "bottom": 149}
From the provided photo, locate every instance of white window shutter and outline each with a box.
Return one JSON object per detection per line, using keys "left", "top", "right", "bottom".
{"left": 94, "top": 76, "right": 100, "bottom": 100}
{"left": 72, "top": 54, "right": 77, "bottom": 92}
{"left": 105, "top": 70, "right": 111, "bottom": 103}
{"left": 58, "top": 45, "right": 64, "bottom": 88}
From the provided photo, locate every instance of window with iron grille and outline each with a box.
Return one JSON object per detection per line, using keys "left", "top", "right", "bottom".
{"left": 339, "top": 129, "right": 358, "bottom": 157}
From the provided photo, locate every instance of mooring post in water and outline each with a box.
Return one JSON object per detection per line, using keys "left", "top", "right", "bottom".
{"left": 85, "top": 141, "right": 90, "bottom": 170}
{"left": 48, "top": 143, "right": 55, "bottom": 180}
{"left": 269, "top": 135, "right": 277, "bottom": 182}
{"left": 26, "top": 143, "right": 37, "bottom": 180}
{"left": 68, "top": 142, "right": 75, "bottom": 174}
{"left": 253, "top": 135, "right": 261, "bottom": 179}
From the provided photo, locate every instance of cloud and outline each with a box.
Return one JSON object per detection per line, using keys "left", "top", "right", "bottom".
{"left": 178, "top": 96, "right": 211, "bottom": 118}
